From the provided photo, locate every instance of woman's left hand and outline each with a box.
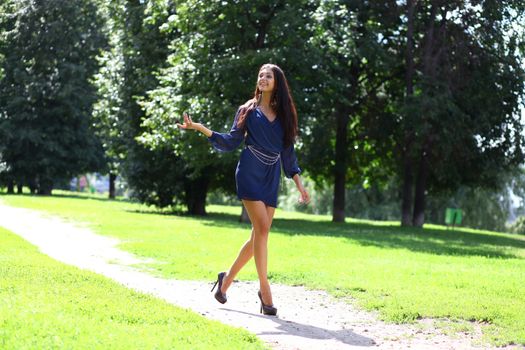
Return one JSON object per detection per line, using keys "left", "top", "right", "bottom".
{"left": 298, "top": 188, "right": 310, "bottom": 205}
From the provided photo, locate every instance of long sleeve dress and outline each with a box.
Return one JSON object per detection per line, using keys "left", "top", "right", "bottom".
{"left": 208, "top": 107, "right": 301, "bottom": 208}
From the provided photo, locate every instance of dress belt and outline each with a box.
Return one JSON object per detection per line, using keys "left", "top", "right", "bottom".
{"left": 246, "top": 145, "right": 280, "bottom": 165}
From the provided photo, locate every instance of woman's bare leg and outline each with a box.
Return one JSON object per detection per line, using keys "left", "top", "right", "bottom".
{"left": 220, "top": 229, "right": 254, "bottom": 293}
{"left": 221, "top": 204, "right": 275, "bottom": 294}
{"left": 242, "top": 200, "right": 276, "bottom": 305}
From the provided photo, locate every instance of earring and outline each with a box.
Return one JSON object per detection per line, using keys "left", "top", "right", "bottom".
{"left": 270, "top": 92, "right": 277, "bottom": 109}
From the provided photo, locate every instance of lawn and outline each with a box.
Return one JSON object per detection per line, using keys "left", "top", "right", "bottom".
{"left": 2, "top": 191, "right": 525, "bottom": 346}
{"left": 0, "top": 225, "right": 264, "bottom": 349}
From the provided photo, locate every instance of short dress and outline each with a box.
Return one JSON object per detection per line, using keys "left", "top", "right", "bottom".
{"left": 208, "top": 107, "right": 301, "bottom": 208}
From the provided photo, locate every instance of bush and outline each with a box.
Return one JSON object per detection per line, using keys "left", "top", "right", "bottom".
{"left": 510, "top": 216, "right": 525, "bottom": 235}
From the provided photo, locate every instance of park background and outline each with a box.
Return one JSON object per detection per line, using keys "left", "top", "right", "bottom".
{"left": 1, "top": 0, "right": 525, "bottom": 232}
{"left": 1, "top": 1, "right": 525, "bottom": 349}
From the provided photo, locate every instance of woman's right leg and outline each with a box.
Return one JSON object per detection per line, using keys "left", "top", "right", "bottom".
{"left": 221, "top": 204, "right": 275, "bottom": 293}
{"left": 242, "top": 200, "right": 274, "bottom": 305}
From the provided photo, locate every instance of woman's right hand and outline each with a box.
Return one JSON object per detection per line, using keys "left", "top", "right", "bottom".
{"left": 176, "top": 112, "right": 213, "bottom": 137}
{"left": 176, "top": 112, "right": 199, "bottom": 131}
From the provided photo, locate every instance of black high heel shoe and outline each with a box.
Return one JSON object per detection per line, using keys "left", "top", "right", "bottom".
{"left": 258, "top": 290, "right": 277, "bottom": 316}
{"left": 210, "top": 272, "right": 227, "bottom": 304}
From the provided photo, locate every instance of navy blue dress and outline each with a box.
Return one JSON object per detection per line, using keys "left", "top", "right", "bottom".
{"left": 208, "top": 107, "right": 301, "bottom": 208}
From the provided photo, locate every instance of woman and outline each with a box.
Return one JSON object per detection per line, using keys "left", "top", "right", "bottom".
{"left": 177, "top": 63, "right": 310, "bottom": 316}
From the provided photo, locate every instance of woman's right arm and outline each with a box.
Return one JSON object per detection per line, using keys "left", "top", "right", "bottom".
{"left": 177, "top": 112, "right": 213, "bottom": 137}
{"left": 177, "top": 110, "right": 245, "bottom": 152}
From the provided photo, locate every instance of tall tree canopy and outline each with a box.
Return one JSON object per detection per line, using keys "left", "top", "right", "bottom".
{"left": 391, "top": 0, "right": 525, "bottom": 226}
{"left": 303, "top": 0, "right": 401, "bottom": 222}
{"left": 1, "top": 0, "right": 523, "bottom": 231}
{"left": 0, "top": 0, "right": 106, "bottom": 194}
{"left": 138, "top": 0, "right": 319, "bottom": 214}
{"left": 93, "top": 0, "right": 182, "bottom": 204}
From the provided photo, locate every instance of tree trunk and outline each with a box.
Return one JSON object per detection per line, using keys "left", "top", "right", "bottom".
{"left": 185, "top": 176, "right": 209, "bottom": 216}
{"left": 332, "top": 107, "right": 349, "bottom": 222}
{"left": 29, "top": 178, "right": 37, "bottom": 194}
{"left": 412, "top": 3, "right": 438, "bottom": 228}
{"left": 38, "top": 178, "right": 53, "bottom": 195}
{"left": 412, "top": 146, "right": 429, "bottom": 227}
{"left": 406, "top": 0, "right": 415, "bottom": 97}
{"left": 401, "top": 153, "right": 414, "bottom": 226}
{"left": 109, "top": 173, "right": 117, "bottom": 199}
{"left": 7, "top": 182, "right": 14, "bottom": 194}
{"left": 189, "top": 197, "right": 206, "bottom": 216}
{"left": 17, "top": 184, "right": 23, "bottom": 194}
{"left": 239, "top": 204, "right": 251, "bottom": 223}
{"left": 401, "top": 0, "right": 416, "bottom": 227}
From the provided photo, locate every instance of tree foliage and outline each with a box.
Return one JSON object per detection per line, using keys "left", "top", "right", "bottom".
{"left": 303, "top": 0, "right": 402, "bottom": 222}
{"left": 92, "top": 0, "right": 181, "bottom": 204}
{"left": 0, "top": 0, "right": 106, "bottom": 194}
{"left": 392, "top": 0, "right": 525, "bottom": 226}
{"left": 138, "top": 0, "right": 319, "bottom": 214}
{"left": 1, "top": 0, "right": 524, "bottom": 231}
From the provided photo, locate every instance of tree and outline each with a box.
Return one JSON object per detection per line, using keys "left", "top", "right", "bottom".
{"left": 304, "top": 0, "right": 401, "bottom": 222}
{"left": 139, "top": 0, "right": 320, "bottom": 215}
{"left": 93, "top": 0, "right": 179, "bottom": 202}
{"left": 0, "top": 0, "right": 106, "bottom": 194}
{"left": 303, "top": 0, "right": 524, "bottom": 226}
{"left": 92, "top": 1, "right": 126, "bottom": 199}
{"left": 392, "top": 0, "right": 525, "bottom": 226}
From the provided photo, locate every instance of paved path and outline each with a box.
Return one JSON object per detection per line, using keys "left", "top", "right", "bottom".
{"left": 0, "top": 201, "right": 505, "bottom": 349}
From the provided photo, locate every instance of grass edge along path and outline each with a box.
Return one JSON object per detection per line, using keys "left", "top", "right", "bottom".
{"left": 1, "top": 191, "right": 525, "bottom": 347}
{"left": 0, "top": 226, "right": 265, "bottom": 350}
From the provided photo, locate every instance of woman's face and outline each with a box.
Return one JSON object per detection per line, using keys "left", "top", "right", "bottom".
{"left": 257, "top": 68, "right": 275, "bottom": 93}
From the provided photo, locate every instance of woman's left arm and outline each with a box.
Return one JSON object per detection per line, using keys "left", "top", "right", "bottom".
{"left": 292, "top": 173, "right": 310, "bottom": 205}
{"left": 282, "top": 144, "right": 310, "bottom": 205}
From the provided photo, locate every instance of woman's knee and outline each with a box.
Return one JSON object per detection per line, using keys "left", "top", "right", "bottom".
{"left": 243, "top": 201, "right": 271, "bottom": 235}
{"left": 253, "top": 222, "right": 270, "bottom": 237}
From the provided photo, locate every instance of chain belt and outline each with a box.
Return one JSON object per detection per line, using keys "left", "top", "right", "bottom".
{"left": 246, "top": 145, "right": 280, "bottom": 165}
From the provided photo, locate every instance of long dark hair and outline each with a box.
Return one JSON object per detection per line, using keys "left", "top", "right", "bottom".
{"left": 237, "top": 64, "right": 298, "bottom": 147}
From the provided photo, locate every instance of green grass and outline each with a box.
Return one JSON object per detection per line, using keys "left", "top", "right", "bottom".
{"left": 2, "top": 191, "right": 525, "bottom": 346}
{"left": 0, "top": 225, "right": 264, "bottom": 349}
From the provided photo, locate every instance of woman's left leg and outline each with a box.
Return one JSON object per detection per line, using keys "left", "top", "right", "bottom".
{"left": 242, "top": 200, "right": 276, "bottom": 306}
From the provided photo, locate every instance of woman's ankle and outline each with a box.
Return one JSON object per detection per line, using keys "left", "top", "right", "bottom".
{"left": 221, "top": 271, "right": 232, "bottom": 293}
{"left": 259, "top": 282, "right": 272, "bottom": 299}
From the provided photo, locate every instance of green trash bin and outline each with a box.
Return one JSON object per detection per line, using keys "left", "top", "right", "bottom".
{"left": 445, "top": 208, "right": 462, "bottom": 226}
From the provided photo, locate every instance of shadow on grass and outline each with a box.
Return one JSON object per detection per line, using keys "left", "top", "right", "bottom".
{"left": 2, "top": 192, "right": 189, "bottom": 214}
{"left": 197, "top": 211, "right": 525, "bottom": 260}
{"left": 0, "top": 191, "right": 132, "bottom": 204}
{"left": 8, "top": 190, "right": 521, "bottom": 260}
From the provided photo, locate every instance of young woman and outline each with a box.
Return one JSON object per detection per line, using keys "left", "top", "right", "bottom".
{"left": 177, "top": 63, "right": 309, "bottom": 316}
